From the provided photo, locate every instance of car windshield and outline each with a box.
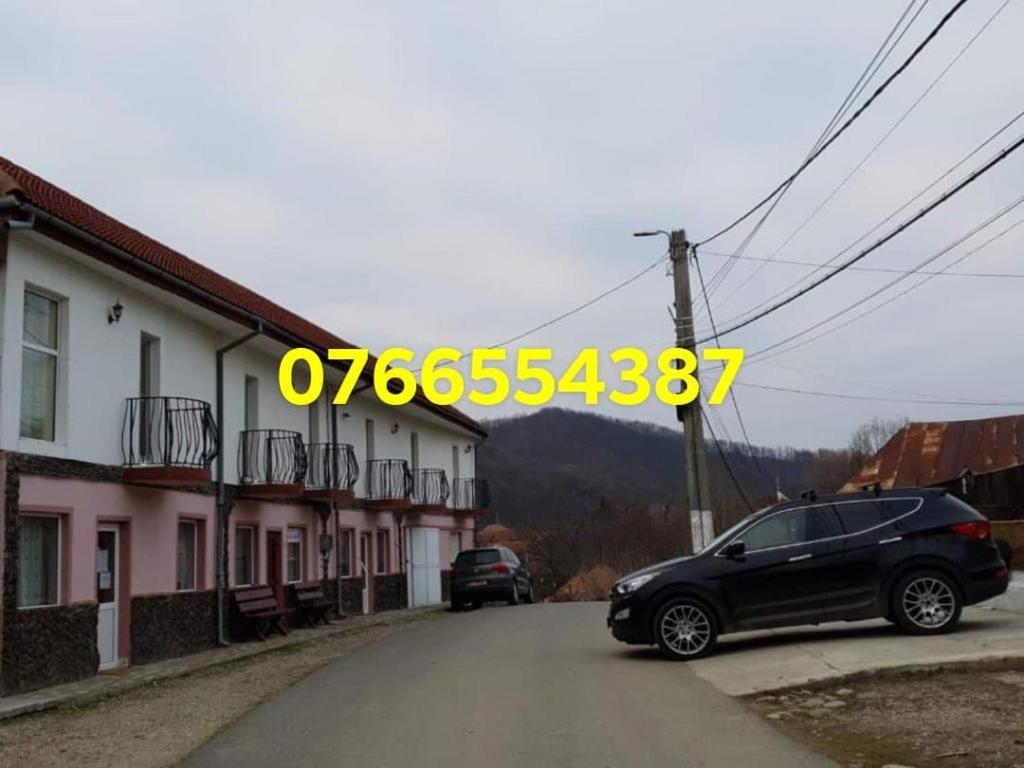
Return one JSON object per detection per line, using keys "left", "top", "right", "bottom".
{"left": 695, "top": 507, "right": 772, "bottom": 554}
{"left": 455, "top": 550, "right": 501, "bottom": 566}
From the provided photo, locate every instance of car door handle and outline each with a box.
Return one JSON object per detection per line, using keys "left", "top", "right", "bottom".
{"left": 788, "top": 553, "right": 812, "bottom": 562}
{"left": 878, "top": 536, "right": 902, "bottom": 545}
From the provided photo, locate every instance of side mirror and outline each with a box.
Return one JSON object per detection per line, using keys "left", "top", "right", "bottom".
{"left": 723, "top": 540, "right": 746, "bottom": 560}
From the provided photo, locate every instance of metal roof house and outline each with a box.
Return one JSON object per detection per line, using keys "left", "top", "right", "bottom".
{"left": 842, "top": 414, "right": 1024, "bottom": 520}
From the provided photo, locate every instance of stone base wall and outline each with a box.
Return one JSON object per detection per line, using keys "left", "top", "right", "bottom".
{"left": 1, "top": 602, "right": 99, "bottom": 695}
{"left": 374, "top": 573, "right": 408, "bottom": 612}
{"left": 321, "top": 577, "right": 366, "bottom": 616}
{"left": 130, "top": 591, "right": 218, "bottom": 665}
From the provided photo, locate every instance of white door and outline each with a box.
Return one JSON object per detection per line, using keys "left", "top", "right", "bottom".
{"left": 96, "top": 525, "right": 120, "bottom": 670}
{"left": 409, "top": 527, "right": 442, "bottom": 607}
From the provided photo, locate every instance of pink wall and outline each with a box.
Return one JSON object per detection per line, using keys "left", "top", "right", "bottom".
{"left": 15, "top": 476, "right": 477, "bottom": 600}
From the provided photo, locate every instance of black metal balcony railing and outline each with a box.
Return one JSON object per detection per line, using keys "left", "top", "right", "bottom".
{"left": 238, "top": 429, "right": 308, "bottom": 486}
{"left": 452, "top": 477, "right": 491, "bottom": 510}
{"left": 412, "top": 468, "right": 450, "bottom": 506}
{"left": 122, "top": 397, "right": 218, "bottom": 468}
{"left": 364, "top": 459, "right": 414, "bottom": 501}
{"left": 305, "top": 442, "right": 359, "bottom": 492}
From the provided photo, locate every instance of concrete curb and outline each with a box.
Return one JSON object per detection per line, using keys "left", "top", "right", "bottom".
{"left": 0, "top": 606, "right": 444, "bottom": 723}
{"left": 735, "top": 652, "right": 1024, "bottom": 698}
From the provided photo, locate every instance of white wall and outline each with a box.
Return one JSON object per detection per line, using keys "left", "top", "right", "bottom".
{"left": 0, "top": 231, "right": 479, "bottom": 485}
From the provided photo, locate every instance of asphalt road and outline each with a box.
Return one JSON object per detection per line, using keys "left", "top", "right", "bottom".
{"left": 185, "top": 602, "right": 835, "bottom": 767}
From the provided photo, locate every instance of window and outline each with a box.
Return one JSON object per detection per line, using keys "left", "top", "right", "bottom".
{"left": 449, "top": 531, "right": 461, "bottom": 563}
{"left": 244, "top": 376, "right": 259, "bottom": 430}
{"left": 338, "top": 529, "right": 354, "bottom": 576}
{"left": 365, "top": 419, "right": 375, "bottom": 461}
{"left": 308, "top": 394, "right": 320, "bottom": 444}
{"left": 287, "top": 528, "right": 304, "bottom": 583}
{"left": 740, "top": 508, "right": 834, "bottom": 552}
{"left": 834, "top": 498, "right": 920, "bottom": 534}
{"left": 375, "top": 529, "right": 389, "bottom": 574}
{"left": 17, "top": 515, "right": 61, "bottom": 607}
{"left": 20, "top": 290, "right": 60, "bottom": 441}
{"left": 235, "top": 526, "right": 255, "bottom": 586}
{"left": 140, "top": 333, "right": 161, "bottom": 397}
{"left": 410, "top": 432, "right": 419, "bottom": 471}
{"left": 177, "top": 520, "right": 198, "bottom": 591}
{"left": 451, "top": 445, "right": 460, "bottom": 480}
{"left": 454, "top": 549, "right": 499, "bottom": 567}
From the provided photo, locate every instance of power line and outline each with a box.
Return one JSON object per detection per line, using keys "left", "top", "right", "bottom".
{"left": 747, "top": 213, "right": 1024, "bottom": 362}
{"left": 715, "top": 105, "right": 1024, "bottom": 328}
{"left": 733, "top": 380, "right": 1024, "bottom": 407}
{"left": 746, "top": 194, "right": 1024, "bottom": 360}
{"left": 699, "top": 248, "right": 1024, "bottom": 279}
{"left": 693, "top": 130, "right": 1024, "bottom": 347}
{"left": 698, "top": 0, "right": 971, "bottom": 247}
{"left": 706, "top": 0, "right": 1011, "bottom": 313}
{"left": 412, "top": 250, "right": 669, "bottom": 372}
{"left": 698, "top": 0, "right": 928, "bottom": 301}
{"left": 700, "top": 402, "right": 755, "bottom": 514}
{"left": 693, "top": 249, "right": 766, "bottom": 479}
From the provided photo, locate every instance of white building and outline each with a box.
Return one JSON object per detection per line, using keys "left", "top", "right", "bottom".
{"left": 0, "top": 157, "right": 488, "bottom": 695}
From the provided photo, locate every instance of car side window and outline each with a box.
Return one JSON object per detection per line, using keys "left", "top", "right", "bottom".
{"left": 507, "top": 551, "right": 521, "bottom": 566}
{"left": 834, "top": 498, "right": 920, "bottom": 534}
{"left": 740, "top": 507, "right": 832, "bottom": 552}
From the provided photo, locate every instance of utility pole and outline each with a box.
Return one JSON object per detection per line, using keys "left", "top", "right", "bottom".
{"left": 636, "top": 228, "right": 714, "bottom": 552}
{"left": 669, "top": 230, "right": 714, "bottom": 552}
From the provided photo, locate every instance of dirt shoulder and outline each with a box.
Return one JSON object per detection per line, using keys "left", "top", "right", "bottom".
{"left": 0, "top": 609, "right": 440, "bottom": 768}
{"left": 746, "top": 660, "right": 1024, "bottom": 768}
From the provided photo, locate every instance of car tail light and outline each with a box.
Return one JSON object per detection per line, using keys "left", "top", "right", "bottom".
{"left": 951, "top": 521, "right": 991, "bottom": 541}
{"left": 996, "top": 566, "right": 1009, "bottom": 581}
{"left": 491, "top": 562, "right": 510, "bottom": 574}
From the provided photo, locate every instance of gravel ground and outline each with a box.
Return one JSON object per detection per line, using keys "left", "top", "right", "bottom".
{"left": 747, "top": 661, "right": 1024, "bottom": 768}
{"left": 0, "top": 609, "right": 439, "bottom": 768}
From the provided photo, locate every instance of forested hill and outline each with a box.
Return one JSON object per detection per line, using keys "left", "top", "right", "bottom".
{"left": 476, "top": 408, "right": 849, "bottom": 531}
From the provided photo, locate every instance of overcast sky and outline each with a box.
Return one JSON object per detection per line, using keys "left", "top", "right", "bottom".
{"left": 2, "top": 1, "right": 1022, "bottom": 449}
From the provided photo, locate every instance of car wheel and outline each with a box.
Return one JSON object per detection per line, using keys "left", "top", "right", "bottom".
{"left": 525, "top": 583, "right": 535, "bottom": 604}
{"left": 892, "top": 569, "right": 962, "bottom": 635}
{"left": 508, "top": 581, "right": 520, "bottom": 606}
{"left": 450, "top": 599, "right": 464, "bottom": 612}
{"left": 470, "top": 601, "right": 481, "bottom": 610}
{"left": 653, "top": 598, "right": 718, "bottom": 661}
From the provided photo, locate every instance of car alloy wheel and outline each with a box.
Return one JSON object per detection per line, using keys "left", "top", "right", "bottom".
{"left": 902, "top": 576, "right": 956, "bottom": 629}
{"left": 892, "top": 569, "right": 963, "bottom": 635}
{"left": 508, "top": 582, "right": 520, "bottom": 606}
{"left": 654, "top": 599, "right": 717, "bottom": 660}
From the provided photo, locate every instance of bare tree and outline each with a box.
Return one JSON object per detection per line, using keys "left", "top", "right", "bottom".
{"left": 849, "top": 416, "right": 909, "bottom": 468}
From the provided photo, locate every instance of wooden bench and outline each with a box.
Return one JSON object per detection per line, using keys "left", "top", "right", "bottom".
{"left": 234, "top": 586, "right": 290, "bottom": 641}
{"left": 290, "top": 580, "right": 333, "bottom": 628}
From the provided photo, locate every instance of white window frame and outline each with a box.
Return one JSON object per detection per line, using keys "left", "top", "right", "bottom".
{"left": 20, "top": 287, "right": 65, "bottom": 443}
{"left": 235, "top": 525, "right": 256, "bottom": 587}
{"left": 286, "top": 527, "right": 304, "bottom": 583}
{"left": 17, "top": 513, "right": 63, "bottom": 609}
{"left": 177, "top": 519, "right": 198, "bottom": 592}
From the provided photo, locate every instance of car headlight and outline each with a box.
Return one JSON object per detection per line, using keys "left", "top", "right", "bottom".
{"left": 616, "top": 572, "right": 661, "bottom": 595}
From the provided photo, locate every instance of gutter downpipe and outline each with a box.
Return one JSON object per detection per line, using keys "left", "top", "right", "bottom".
{"left": 215, "top": 323, "right": 262, "bottom": 646}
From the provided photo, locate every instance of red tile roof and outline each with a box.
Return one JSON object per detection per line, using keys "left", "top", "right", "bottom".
{"left": 841, "top": 414, "right": 1024, "bottom": 492}
{"left": 0, "top": 157, "right": 485, "bottom": 437}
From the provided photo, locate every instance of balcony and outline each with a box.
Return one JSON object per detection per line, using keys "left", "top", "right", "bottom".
{"left": 410, "top": 468, "right": 450, "bottom": 513}
{"left": 451, "top": 477, "right": 491, "bottom": 515}
{"left": 121, "top": 397, "right": 218, "bottom": 486}
{"left": 362, "top": 459, "right": 414, "bottom": 510}
{"left": 303, "top": 442, "right": 359, "bottom": 504}
{"left": 237, "top": 429, "right": 308, "bottom": 499}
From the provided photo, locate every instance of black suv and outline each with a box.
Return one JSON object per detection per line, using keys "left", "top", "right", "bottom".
{"left": 608, "top": 488, "right": 1009, "bottom": 660}
{"left": 451, "top": 546, "right": 534, "bottom": 609}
